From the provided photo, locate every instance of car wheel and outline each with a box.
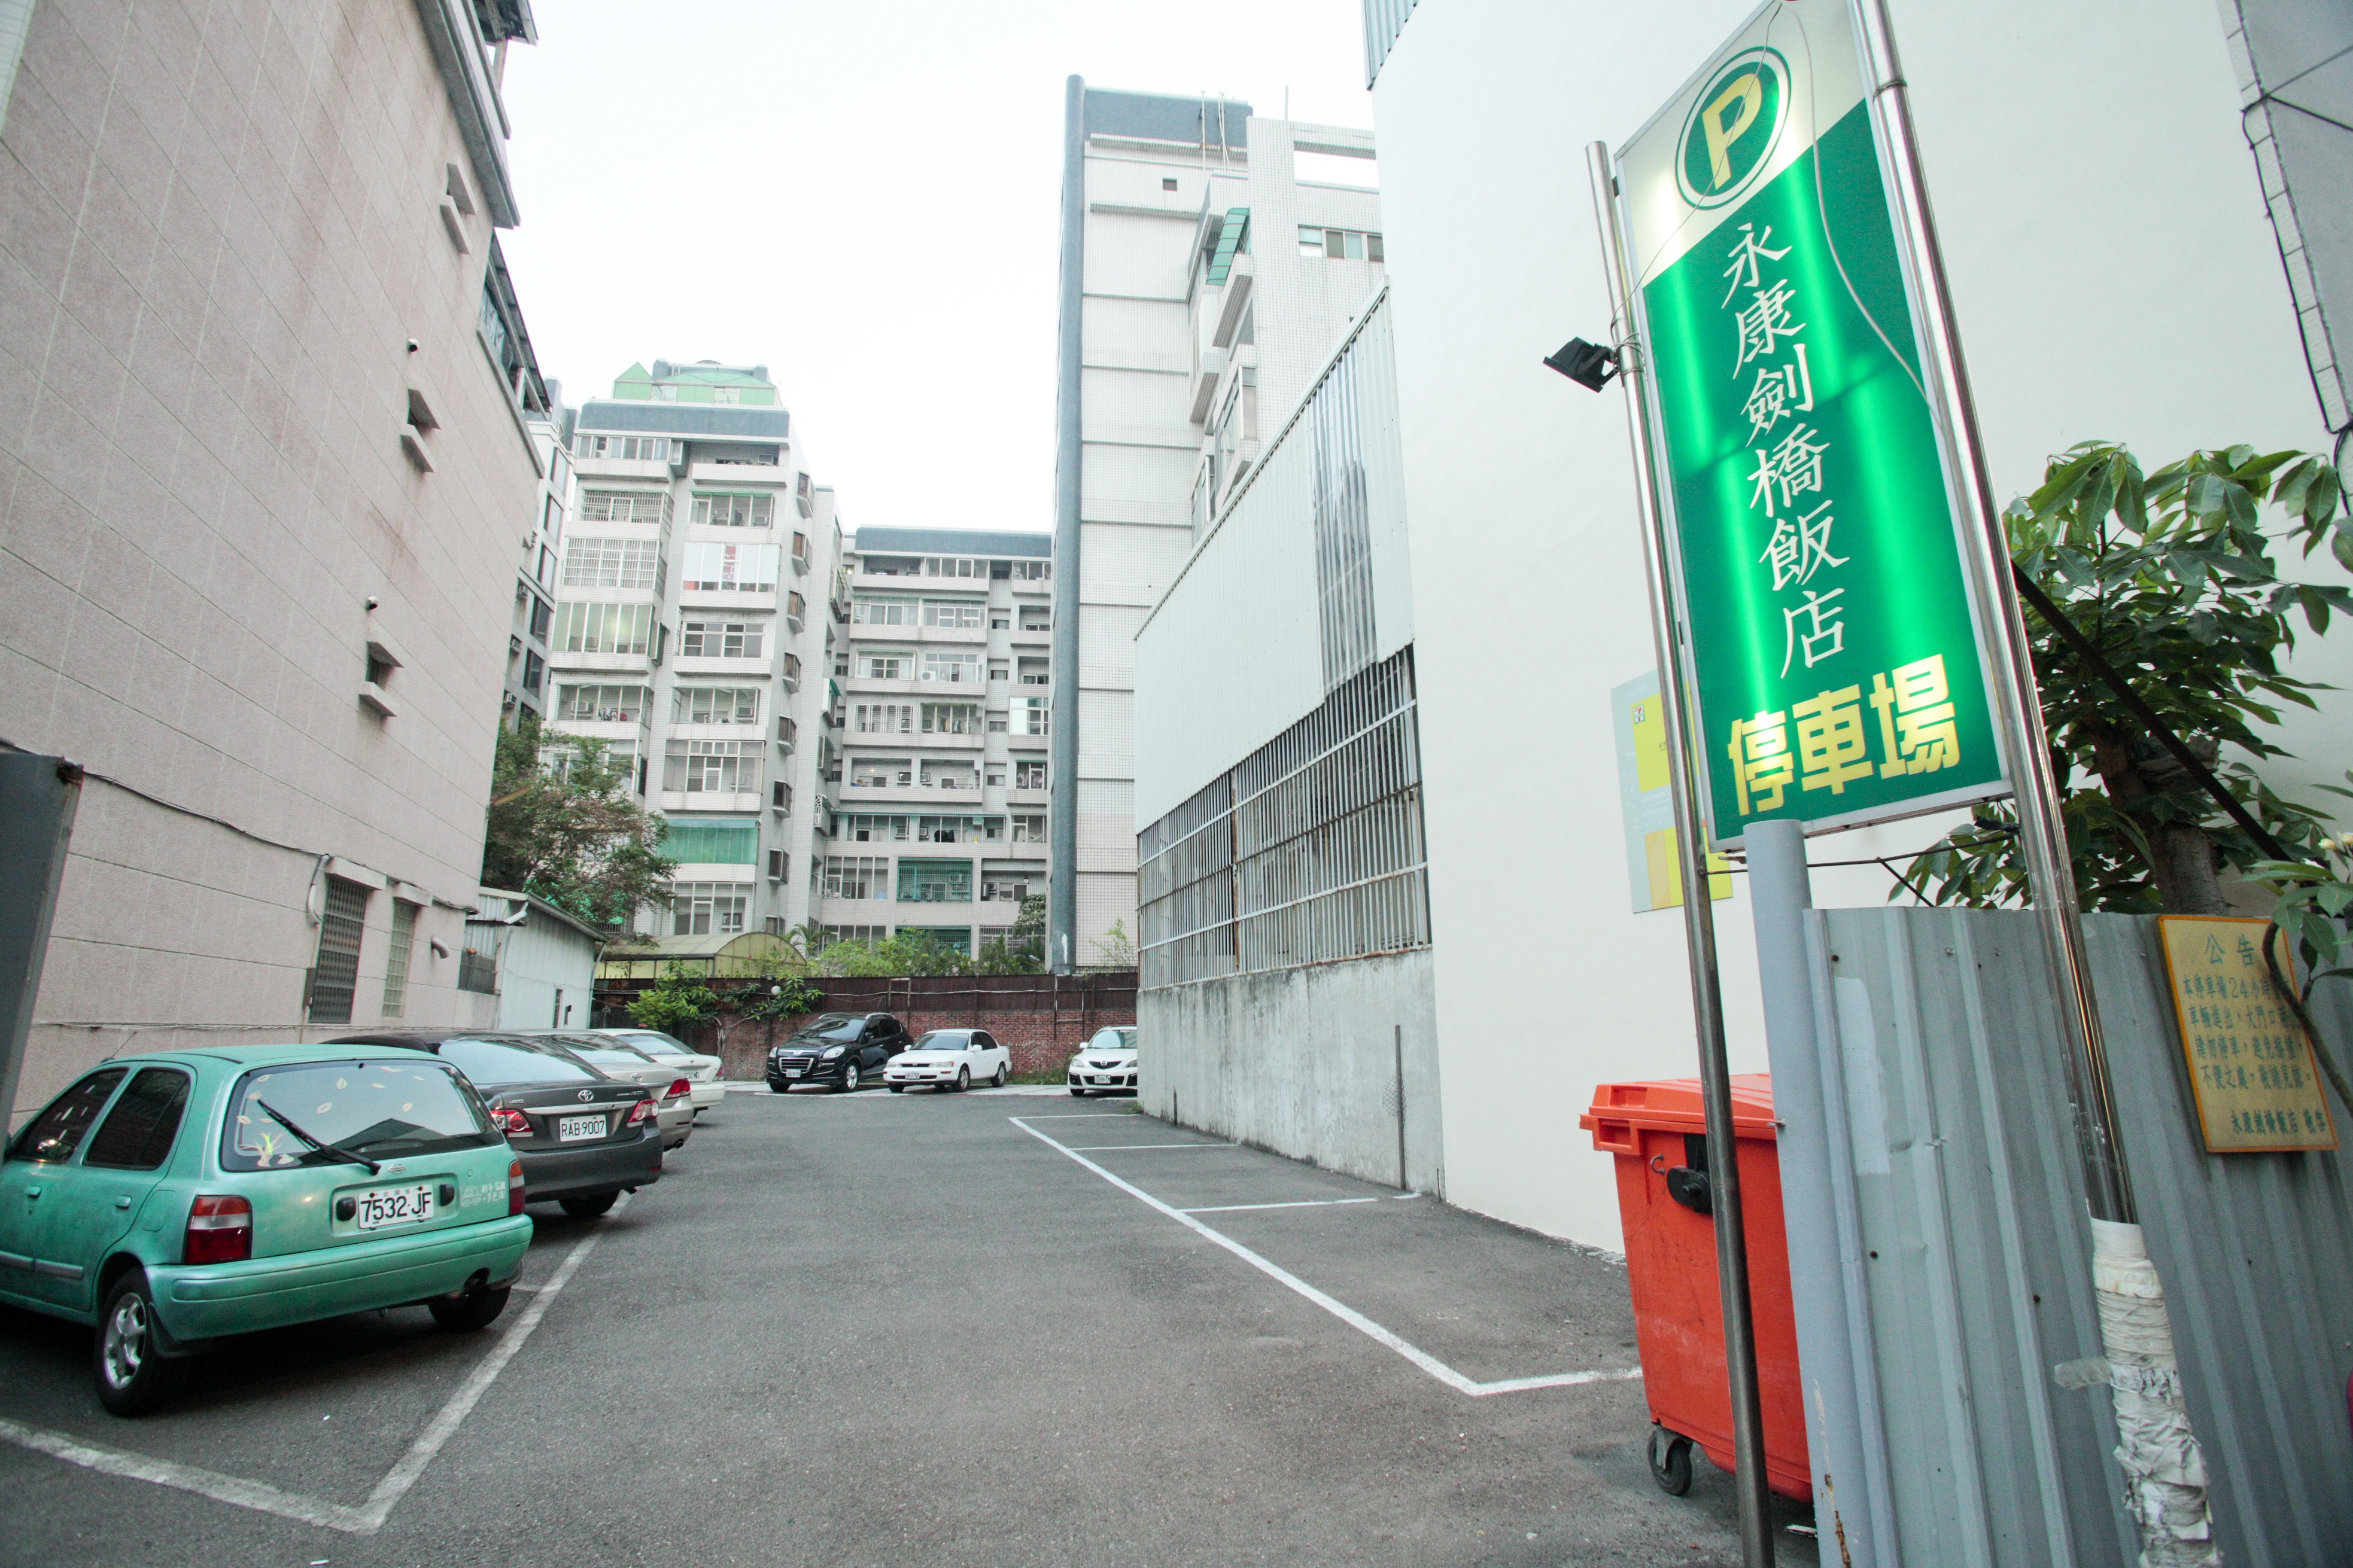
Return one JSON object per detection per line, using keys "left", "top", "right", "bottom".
{"left": 954, "top": 1067, "right": 971, "bottom": 1092}
{"left": 560, "top": 1191, "right": 619, "bottom": 1219}
{"left": 836, "top": 1063, "right": 861, "bottom": 1094}
{"left": 1069, "top": 1086, "right": 1089, "bottom": 1097}
{"left": 768, "top": 1080, "right": 789, "bottom": 1094}
{"left": 992, "top": 1064, "right": 1008, "bottom": 1088}
{"left": 889, "top": 1083, "right": 905, "bottom": 1092}
{"left": 94, "top": 1269, "right": 182, "bottom": 1417}
{"left": 429, "top": 1280, "right": 512, "bottom": 1332}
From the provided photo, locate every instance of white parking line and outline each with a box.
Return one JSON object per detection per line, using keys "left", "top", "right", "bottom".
{"left": 1063, "top": 1141, "right": 1238, "bottom": 1151}
{"left": 1010, "top": 1118, "right": 1640, "bottom": 1399}
{"left": 1172, "top": 1213, "right": 1384, "bottom": 1222}
{"left": 0, "top": 1195, "right": 624, "bottom": 1534}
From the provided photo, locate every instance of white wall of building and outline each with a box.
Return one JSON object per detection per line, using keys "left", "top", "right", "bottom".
{"left": 1370, "top": 0, "right": 2343, "bottom": 1249}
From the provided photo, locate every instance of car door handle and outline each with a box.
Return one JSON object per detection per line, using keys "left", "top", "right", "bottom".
{"left": 114, "top": 1196, "right": 134, "bottom": 1210}
{"left": 22, "top": 1187, "right": 39, "bottom": 1199}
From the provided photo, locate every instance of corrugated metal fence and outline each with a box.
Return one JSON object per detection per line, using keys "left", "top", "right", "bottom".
{"left": 1818, "top": 908, "right": 2353, "bottom": 1566}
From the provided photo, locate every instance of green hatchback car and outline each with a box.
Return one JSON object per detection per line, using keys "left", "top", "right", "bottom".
{"left": 0, "top": 1045, "right": 534, "bottom": 1414}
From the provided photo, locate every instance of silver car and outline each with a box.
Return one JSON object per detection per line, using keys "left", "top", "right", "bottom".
{"left": 576, "top": 1028, "right": 726, "bottom": 1113}
{"left": 530, "top": 1034, "right": 695, "bottom": 1149}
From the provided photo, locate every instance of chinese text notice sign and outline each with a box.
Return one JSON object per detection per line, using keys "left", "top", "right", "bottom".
{"left": 1611, "top": 671, "right": 1731, "bottom": 912}
{"left": 2156, "top": 916, "right": 2337, "bottom": 1153}
{"left": 1614, "top": 0, "right": 2008, "bottom": 845}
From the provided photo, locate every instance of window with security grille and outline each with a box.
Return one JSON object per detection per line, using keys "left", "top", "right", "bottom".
{"left": 575, "top": 486, "right": 672, "bottom": 522}
{"left": 855, "top": 704, "right": 913, "bottom": 733}
{"left": 680, "top": 619, "right": 765, "bottom": 659}
{"left": 921, "top": 651, "right": 981, "bottom": 685}
{"left": 920, "top": 703, "right": 980, "bottom": 735}
{"left": 561, "top": 537, "right": 661, "bottom": 590}
{"left": 921, "top": 599, "right": 983, "bottom": 629}
{"left": 822, "top": 855, "right": 890, "bottom": 900}
{"left": 664, "top": 739, "right": 758, "bottom": 794}
{"left": 574, "top": 436, "right": 677, "bottom": 464}
{"left": 692, "top": 492, "right": 775, "bottom": 526}
{"left": 554, "top": 683, "right": 650, "bottom": 723}
{"left": 838, "top": 814, "right": 908, "bottom": 843}
{"left": 670, "top": 882, "right": 747, "bottom": 935}
{"left": 896, "top": 858, "right": 973, "bottom": 903}
{"left": 917, "top": 815, "right": 1001, "bottom": 844}
{"left": 306, "top": 876, "right": 370, "bottom": 1025}
{"left": 1016, "top": 760, "right": 1048, "bottom": 790}
{"left": 673, "top": 687, "right": 761, "bottom": 725}
{"left": 381, "top": 901, "right": 417, "bottom": 1018}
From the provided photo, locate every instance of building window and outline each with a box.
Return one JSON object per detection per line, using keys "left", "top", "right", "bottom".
{"left": 551, "top": 601, "right": 653, "bottom": 656}
{"left": 1016, "top": 760, "right": 1048, "bottom": 790}
{"left": 919, "top": 814, "right": 1002, "bottom": 844}
{"left": 671, "top": 686, "right": 761, "bottom": 725}
{"left": 665, "top": 815, "right": 761, "bottom": 864}
{"left": 664, "top": 739, "right": 758, "bottom": 793}
{"left": 692, "top": 492, "right": 776, "bottom": 526}
{"left": 1019, "top": 607, "right": 1053, "bottom": 631}
{"left": 306, "top": 876, "right": 369, "bottom": 1025}
{"left": 670, "top": 881, "right": 749, "bottom": 935}
{"left": 1009, "top": 560, "right": 1051, "bottom": 581}
{"left": 575, "top": 435, "right": 678, "bottom": 464}
{"left": 554, "top": 683, "right": 650, "bottom": 723}
{"left": 896, "top": 858, "right": 973, "bottom": 903}
{"left": 522, "top": 651, "right": 543, "bottom": 693}
{"left": 1013, "top": 696, "right": 1050, "bottom": 736}
{"left": 853, "top": 596, "right": 919, "bottom": 626}
{"left": 822, "top": 924, "right": 888, "bottom": 946}
{"left": 981, "top": 864, "right": 1034, "bottom": 902}
{"left": 858, "top": 651, "right": 911, "bottom": 680}
{"left": 1012, "top": 814, "right": 1047, "bottom": 843}
{"left": 1298, "top": 225, "right": 1384, "bottom": 261}
{"left": 920, "top": 556, "right": 984, "bottom": 578}
{"left": 837, "top": 814, "right": 909, "bottom": 843}
{"left": 851, "top": 757, "right": 912, "bottom": 788}
{"left": 680, "top": 619, "right": 766, "bottom": 659}
{"left": 921, "top": 599, "right": 983, "bottom": 629}
{"left": 380, "top": 900, "right": 418, "bottom": 1019}
{"left": 822, "top": 855, "right": 890, "bottom": 899}
{"left": 920, "top": 650, "right": 981, "bottom": 684}
{"left": 563, "top": 537, "right": 662, "bottom": 590}
{"left": 576, "top": 488, "right": 673, "bottom": 523}
{"left": 855, "top": 703, "right": 913, "bottom": 733}
{"left": 920, "top": 703, "right": 980, "bottom": 735}
{"left": 987, "top": 714, "right": 1008, "bottom": 732}
{"left": 680, "top": 541, "right": 780, "bottom": 592}
{"left": 767, "top": 848, "right": 789, "bottom": 881}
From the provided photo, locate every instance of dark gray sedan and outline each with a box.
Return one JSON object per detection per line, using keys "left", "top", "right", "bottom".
{"left": 327, "top": 1032, "right": 662, "bottom": 1217}
{"left": 765, "top": 1013, "right": 912, "bottom": 1093}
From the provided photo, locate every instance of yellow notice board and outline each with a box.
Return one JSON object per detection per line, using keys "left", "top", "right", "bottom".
{"left": 1612, "top": 672, "right": 1731, "bottom": 912}
{"left": 2156, "top": 915, "right": 2337, "bottom": 1153}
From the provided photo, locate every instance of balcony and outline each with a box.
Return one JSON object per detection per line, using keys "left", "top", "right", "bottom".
{"left": 659, "top": 790, "right": 763, "bottom": 813}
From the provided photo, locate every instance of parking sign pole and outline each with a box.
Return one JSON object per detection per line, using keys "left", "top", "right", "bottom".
{"left": 1588, "top": 140, "right": 1776, "bottom": 1568}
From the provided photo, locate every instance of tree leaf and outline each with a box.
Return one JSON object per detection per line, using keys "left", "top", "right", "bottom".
{"left": 2300, "top": 583, "right": 2332, "bottom": 635}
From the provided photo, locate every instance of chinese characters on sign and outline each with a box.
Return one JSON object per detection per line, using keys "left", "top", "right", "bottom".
{"left": 2156, "top": 916, "right": 2337, "bottom": 1153}
{"left": 1618, "top": 0, "right": 2008, "bottom": 844}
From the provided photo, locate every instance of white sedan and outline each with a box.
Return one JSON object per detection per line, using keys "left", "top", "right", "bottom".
{"left": 1066, "top": 1026, "right": 1138, "bottom": 1096}
{"left": 884, "top": 1029, "right": 1011, "bottom": 1092}
{"left": 580, "top": 1027, "right": 726, "bottom": 1112}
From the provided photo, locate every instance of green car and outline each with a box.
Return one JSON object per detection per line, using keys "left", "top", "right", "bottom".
{"left": 0, "top": 1045, "right": 534, "bottom": 1414}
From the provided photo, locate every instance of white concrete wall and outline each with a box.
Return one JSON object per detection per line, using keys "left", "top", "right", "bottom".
{"left": 1139, "top": 950, "right": 1442, "bottom": 1193}
{"left": 1371, "top": 0, "right": 2340, "bottom": 1249}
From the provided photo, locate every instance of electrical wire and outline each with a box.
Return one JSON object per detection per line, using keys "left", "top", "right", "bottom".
{"left": 0, "top": 733, "right": 477, "bottom": 913}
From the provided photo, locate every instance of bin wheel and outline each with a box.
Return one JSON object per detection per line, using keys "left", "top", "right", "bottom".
{"left": 1647, "top": 1426, "right": 1694, "bottom": 1496}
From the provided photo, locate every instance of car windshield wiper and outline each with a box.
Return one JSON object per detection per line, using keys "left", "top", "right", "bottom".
{"left": 253, "top": 1101, "right": 381, "bottom": 1174}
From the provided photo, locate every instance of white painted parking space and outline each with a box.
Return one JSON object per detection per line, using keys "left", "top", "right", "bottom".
{"left": 1010, "top": 1117, "right": 1642, "bottom": 1399}
{"left": 0, "top": 1195, "right": 627, "bottom": 1536}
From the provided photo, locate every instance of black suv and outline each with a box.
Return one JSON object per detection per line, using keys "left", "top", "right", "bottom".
{"left": 767, "top": 1013, "right": 911, "bottom": 1093}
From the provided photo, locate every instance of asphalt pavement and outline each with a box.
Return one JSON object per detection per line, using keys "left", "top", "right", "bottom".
{"left": 0, "top": 1086, "right": 1816, "bottom": 1567}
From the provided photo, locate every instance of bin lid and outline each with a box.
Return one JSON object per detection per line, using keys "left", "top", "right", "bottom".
{"left": 1579, "top": 1074, "right": 1776, "bottom": 1142}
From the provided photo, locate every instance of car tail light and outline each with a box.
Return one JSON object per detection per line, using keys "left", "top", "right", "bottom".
{"left": 184, "top": 1194, "right": 253, "bottom": 1265}
{"left": 507, "top": 1159, "right": 527, "bottom": 1216}
{"left": 625, "top": 1097, "right": 655, "bottom": 1126}
{"left": 664, "top": 1077, "right": 692, "bottom": 1103}
{"left": 490, "top": 1106, "right": 531, "bottom": 1137}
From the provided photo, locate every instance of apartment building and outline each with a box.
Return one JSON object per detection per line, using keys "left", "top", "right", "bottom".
{"left": 823, "top": 526, "right": 1055, "bottom": 960}
{"left": 1, "top": 0, "right": 554, "bottom": 1122}
{"left": 545, "top": 361, "right": 843, "bottom": 942}
{"left": 1052, "top": 83, "right": 1386, "bottom": 971}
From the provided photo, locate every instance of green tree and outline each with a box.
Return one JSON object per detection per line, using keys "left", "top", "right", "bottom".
{"left": 628, "top": 964, "right": 719, "bottom": 1035}
{"left": 1905, "top": 442, "right": 2350, "bottom": 914}
{"left": 816, "top": 930, "right": 971, "bottom": 976}
{"left": 1088, "top": 918, "right": 1137, "bottom": 970}
{"left": 482, "top": 720, "right": 675, "bottom": 930}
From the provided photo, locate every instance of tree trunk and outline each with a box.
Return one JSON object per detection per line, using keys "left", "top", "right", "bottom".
{"left": 2153, "top": 822, "right": 2229, "bottom": 915}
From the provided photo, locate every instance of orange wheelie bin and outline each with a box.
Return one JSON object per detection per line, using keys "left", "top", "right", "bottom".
{"left": 1579, "top": 1074, "right": 1811, "bottom": 1500}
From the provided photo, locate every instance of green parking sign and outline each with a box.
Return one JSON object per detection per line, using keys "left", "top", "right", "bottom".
{"left": 1616, "top": 0, "right": 2009, "bottom": 844}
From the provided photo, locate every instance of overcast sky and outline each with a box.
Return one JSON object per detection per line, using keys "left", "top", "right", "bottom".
{"left": 497, "top": 1, "right": 1375, "bottom": 538}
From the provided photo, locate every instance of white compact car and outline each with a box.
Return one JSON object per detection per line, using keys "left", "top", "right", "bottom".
{"left": 1066, "top": 1026, "right": 1138, "bottom": 1097}
{"left": 884, "top": 1029, "right": 1011, "bottom": 1092}
{"left": 581, "top": 1027, "right": 726, "bottom": 1112}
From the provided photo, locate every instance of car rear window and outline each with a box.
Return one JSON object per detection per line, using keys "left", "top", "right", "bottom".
{"left": 437, "top": 1037, "right": 600, "bottom": 1088}
{"left": 799, "top": 1019, "right": 865, "bottom": 1043}
{"left": 223, "top": 1059, "right": 495, "bottom": 1171}
{"left": 564, "top": 1042, "right": 655, "bottom": 1065}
